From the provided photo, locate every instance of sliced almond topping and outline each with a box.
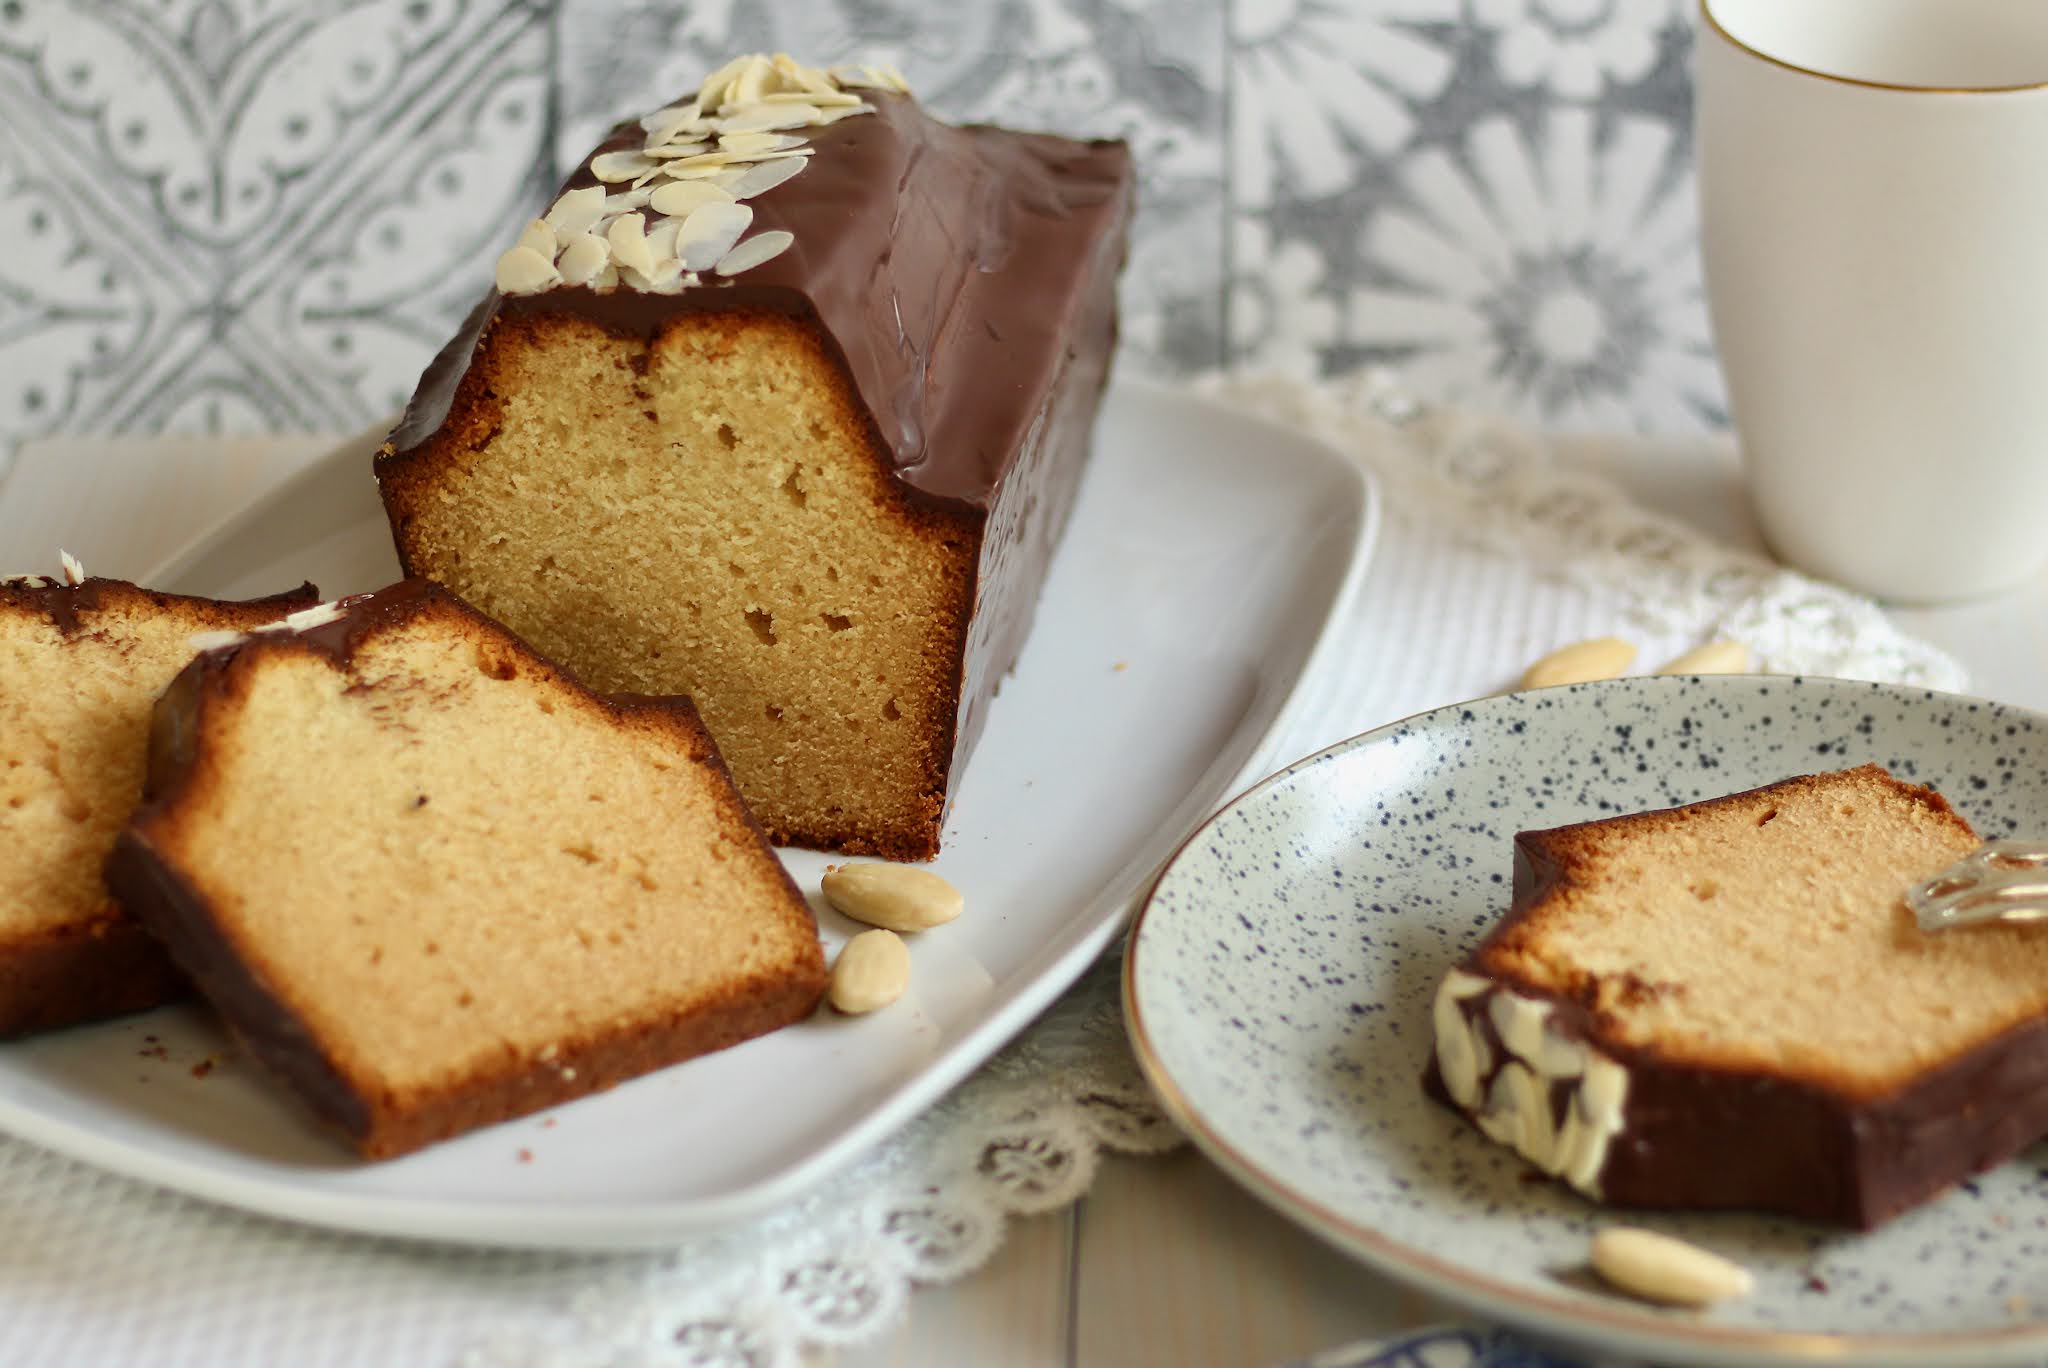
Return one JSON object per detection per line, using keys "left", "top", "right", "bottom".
{"left": 58, "top": 550, "right": 85, "bottom": 586}
{"left": 590, "top": 149, "right": 659, "bottom": 183}
{"left": 644, "top": 141, "right": 713, "bottom": 160}
{"left": 556, "top": 233, "right": 610, "bottom": 284}
{"left": 279, "top": 600, "right": 348, "bottom": 633}
{"left": 659, "top": 150, "right": 749, "bottom": 178}
{"left": 697, "top": 56, "right": 751, "bottom": 110}
{"left": 718, "top": 131, "right": 807, "bottom": 156}
{"left": 542, "top": 185, "right": 606, "bottom": 237}
{"left": 620, "top": 259, "right": 683, "bottom": 292}
{"left": 185, "top": 628, "right": 247, "bottom": 652}
{"left": 606, "top": 213, "right": 655, "bottom": 278}
{"left": 638, "top": 101, "right": 701, "bottom": 134}
{"left": 724, "top": 156, "right": 808, "bottom": 200}
{"left": 641, "top": 258, "right": 685, "bottom": 290}
{"left": 793, "top": 63, "right": 839, "bottom": 96}
{"left": 643, "top": 218, "right": 680, "bottom": 262}
{"left": 714, "top": 229, "right": 794, "bottom": 276}
{"left": 676, "top": 202, "right": 755, "bottom": 271}
{"left": 589, "top": 262, "right": 619, "bottom": 290}
{"left": 730, "top": 55, "right": 773, "bottom": 107}
{"left": 713, "top": 147, "right": 813, "bottom": 172}
{"left": 602, "top": 188, "right": 652, "bottom": 215}
{"left": 832, "top": 65, "right": 885, "bottom": 90}
{"left": 649, "top": 179, "right": 737, "bottom": 218}
{"left": 877, "top": 63, "right": 911, "bottom": 93}
{"left": 812, "top": 101, "right": 876, "bottom": 125}
{"left": 515, "top": 218, "right": 555, "bottom": 259}
{"left": 646, "top": 119, "right": 715, "bottom": 152}
{"left": 764, "top": 88, "right": 859, "bottom": 108}
{"left": 494, "top": 245, "right": 560, "bottom": 295}
{"left": 718, "top": 103, "right": 818, "bottom": 134}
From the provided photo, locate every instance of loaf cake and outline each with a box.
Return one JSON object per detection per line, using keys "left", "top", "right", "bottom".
{"left": 0, "top": 559, "right": 316, "bottom": 1034}
{"left": 1425, "top": 765, "right": 2048, "bottom": 1228}
{"left": 375, "top": 53, "right": 1135, "bottom": 860}
{"left": 105, "top": 580, "right": 828, "bottom": 1158}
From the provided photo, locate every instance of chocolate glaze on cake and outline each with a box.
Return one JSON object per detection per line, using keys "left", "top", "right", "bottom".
{"left": 377, "top": 85, "right": 1134, "bottom": 857}
{"left": 384, "top": 92, "right": 1133, "bottom": 511}
{"left": 1424, "top": 775, "right": 2048, "bottom": 1229}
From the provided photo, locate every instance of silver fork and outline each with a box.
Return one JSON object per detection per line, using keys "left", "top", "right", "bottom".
{"left": 1909, "top": 841, "right": 2048, "bottom": 933}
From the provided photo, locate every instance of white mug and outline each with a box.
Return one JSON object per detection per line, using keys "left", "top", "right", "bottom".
{"left": 1697, "top": 0, "right": 2048, "bottom": 603}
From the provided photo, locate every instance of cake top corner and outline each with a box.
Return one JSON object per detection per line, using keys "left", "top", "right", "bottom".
{"left": 495, "top": 52, "right": 909, "bottom": 300}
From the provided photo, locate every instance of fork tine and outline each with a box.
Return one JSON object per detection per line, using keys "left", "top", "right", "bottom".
{"left": 1910, "top": 839, "right": 2048, "bottom": 932}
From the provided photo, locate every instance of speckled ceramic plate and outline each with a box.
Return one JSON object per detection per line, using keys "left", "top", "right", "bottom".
{"left": 1127, "top": 676, "right": 2048, "bottom": 1367}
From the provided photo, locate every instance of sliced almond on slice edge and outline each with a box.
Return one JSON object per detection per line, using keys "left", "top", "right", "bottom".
{"left": 514, "top": 218, "right": 555, "bottom": 259}
{"left": 542, "top": 185, "right": 606, "bottom": 237}
{"left": 649, "top": 179, "right": 737, "bottom": 218}
{"left": 714, "top": 229, "right": 795, "bottom": 277}
{"left": 494, "top": 245, "right": 560, "bottom": 295}
{"left": 725, "top": 156, "right": 807, "bottom": 200}
{"left": 606, "top": 213, "right": 655, "bottom": 278}
{"left": 556, "top": 233, "right": 611, "bottom": 285}
{"left": 590, "top": 150, "right": 660, "bottom": 183}
{"left": 675, "top": 201, "right": 754, "bottom": 271}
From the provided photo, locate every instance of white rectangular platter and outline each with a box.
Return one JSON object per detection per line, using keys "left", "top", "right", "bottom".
{"left": 0, "top": 382, "right": 1377, "bottom": 1248}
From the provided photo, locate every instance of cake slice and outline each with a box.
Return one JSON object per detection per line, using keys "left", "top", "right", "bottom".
{"left": 1425, "top": 765, "right": 2048, "bottom": 1228}
{"left": 0, "top": 562, "right": 316, "bottom": 1034}
{"left": 105, "top": 580, "right": 828, "bottom": 1158}
{"left": 375, "top": 53, "right": 1134, "bottom": 860}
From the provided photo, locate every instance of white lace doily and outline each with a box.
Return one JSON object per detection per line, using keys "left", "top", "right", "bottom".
{"left": 0, "top": 376, "right": 1965, "bottom": 1368}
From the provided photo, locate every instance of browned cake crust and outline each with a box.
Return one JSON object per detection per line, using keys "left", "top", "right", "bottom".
{"left": 375, "top": 73, "right": 1133, "bottom": 861}
{"left": 0, "top": 574, "right": 316, "bottom": 1034}
{"left": 1426, "top": 766, "right": 2048, "bottom": 1227}
{"left": 106, "top": 580, "right": 828, "bottom": 1158}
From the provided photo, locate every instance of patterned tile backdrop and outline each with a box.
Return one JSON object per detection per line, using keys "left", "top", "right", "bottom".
{"left": 0, "top": 0, "right": 1720, "bottom": 478}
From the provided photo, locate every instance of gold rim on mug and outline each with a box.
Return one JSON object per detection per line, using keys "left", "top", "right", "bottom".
{"left": 1699, "top": 0, "right": 2048, "bottom": 96}
{"left": 1121, "top": 693, "right": 2048, "bottom": 1363}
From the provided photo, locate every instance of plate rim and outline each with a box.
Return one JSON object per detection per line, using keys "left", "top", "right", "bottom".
{"left": 1124, "top": 674, "right": 2048, "bottom": 1367}
{"left": 0, "top": 379, "right": 1384, "bottom": 1248}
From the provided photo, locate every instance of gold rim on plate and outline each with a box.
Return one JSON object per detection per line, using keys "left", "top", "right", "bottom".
{"left": 1121, "top": 689, "right": 2048, "bottom": 1364}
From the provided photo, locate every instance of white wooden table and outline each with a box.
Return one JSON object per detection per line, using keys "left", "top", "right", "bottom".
{"left": 5, "top": 429, "right": 2044, "bottom": 1368}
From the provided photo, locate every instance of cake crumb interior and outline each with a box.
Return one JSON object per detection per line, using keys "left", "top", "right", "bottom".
{"left": 152, "top": 620, "right": 819, "bottom": 1100}
{"left": 383, "top": 312, "right": 970, "bottom": 858}
{"left": 0, "top": 600, "right": 275, "bottom": 942}
{"left": 1496, "top": 770, "right": 2037, "bottom": 1094}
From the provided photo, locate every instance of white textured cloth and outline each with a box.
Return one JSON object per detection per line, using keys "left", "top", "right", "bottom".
{"left": 0, "top": 376, "right": 1962, "bottom": 1367}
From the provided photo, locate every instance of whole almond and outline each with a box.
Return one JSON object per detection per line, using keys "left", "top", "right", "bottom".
{"left": 1590, "top": 1227, "right": 1754, "bottom": 1307}
{"left": 821, "top": 863, "right": 962, "bottom": 933}
{"left": 829, "top": 929, "right": 909, "bottom": 1014}
{"left": 1655, "top": 640, "right": 1751, "bottom": 676}
{"left": 1519, "top": 636, "right": 1637, "bottom": 690}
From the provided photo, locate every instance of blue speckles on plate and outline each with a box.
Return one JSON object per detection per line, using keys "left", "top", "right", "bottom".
{"left": 1125, "top": 676, "right": 2048, "bottom": 1367}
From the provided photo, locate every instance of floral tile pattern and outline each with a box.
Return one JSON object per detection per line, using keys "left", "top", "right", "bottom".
{"left": 0, "top": 0, "right": 1718, "bottom": 480}
{"left": 0, "top": 1, "right": 556, "bottom": 461}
